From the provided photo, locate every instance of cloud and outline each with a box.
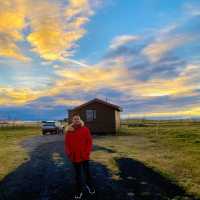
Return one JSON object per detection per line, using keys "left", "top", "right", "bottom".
{"left": 0, "top": 0, "right": 101, "bottom": 61}
{"left": 124, "top": 103, "right": 200, "bottom": 118}
{"left": 0, "top": 0, "right": 30, "bottom": 61}
{"left": 0, "top": 86, "right": 43, "bottom": 106}
{"left": 1, "top": 43, "right": 199, "bottom": 108}
{"left": 27, "top": 0, "right": 99, "bottom": 61}
{"left": 54, "top": 98, "right": 85, "bottom": 106}
{"left": 1, "top": 61, "right": 199, "bottom": 118}
{"left": 61, "top": 58, "right": 90, "bottom": 68}
{"left": 109, "top": 35, "right": 140, "bottom": 50}
{"left": 0, "top": 2, "right": 200, "bottom": 119}
{"left": 65, "top": 0, "right": 94, "bottom": 18}
{"left": 142, "top": 35, "right": 191, "bottom": 63}
{"left": 123, "top": 110, "right": 193, "bottom": 119}
{"left": 52, "top": 63, "right": 129, "bottom": 94}
{"left": 51, "top": 56, "right": 200, "bottom": 102}
{"left": 128, "top": 64, "right": 200, "bottom": 98}
{"left": 184, "top": 3, "right": 200, "bottom": 17}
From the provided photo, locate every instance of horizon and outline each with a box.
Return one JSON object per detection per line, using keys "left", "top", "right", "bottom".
{"left": 1, "top": 116, "right": 200, "bottom": 122}
{"left": 0, "top": 0, "right": 200, "bottom": 120}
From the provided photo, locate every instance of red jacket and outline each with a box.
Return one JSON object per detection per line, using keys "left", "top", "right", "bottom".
{"left": 64, "top": 125, "right": 93, "bottom": 163}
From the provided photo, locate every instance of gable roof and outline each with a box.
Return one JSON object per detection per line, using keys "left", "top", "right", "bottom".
{"left": 71, "top": 98, "right": 123, "bottom": 112}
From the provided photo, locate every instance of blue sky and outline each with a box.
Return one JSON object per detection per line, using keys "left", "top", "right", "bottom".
{"left": 0, "top": 0, "right": 200, "bottom": 120}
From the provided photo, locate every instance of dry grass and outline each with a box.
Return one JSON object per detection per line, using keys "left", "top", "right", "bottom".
{"left": 0, "top": 126, "right": 40, "bottom": 180}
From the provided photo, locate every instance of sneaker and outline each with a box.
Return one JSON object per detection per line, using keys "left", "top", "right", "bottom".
{"left": 74, "top": 191, "right": 83, "bottom": 199}
{"left": 86, "top": 184, "right": 95, "bottom": 195}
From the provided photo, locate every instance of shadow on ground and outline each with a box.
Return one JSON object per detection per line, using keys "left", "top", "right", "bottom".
{"left": 0, "top": 137, "right": 199, "bottom": 200}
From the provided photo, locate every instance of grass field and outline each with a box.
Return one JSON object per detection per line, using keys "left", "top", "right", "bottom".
{"left": 0, "top": 126, "right": 41, "bottom": 180}
{"left": 116, "top": 120, "right": 200, "bottom": 197}
{"left": 0, "top": 120, "right": 200, "bottom": 198}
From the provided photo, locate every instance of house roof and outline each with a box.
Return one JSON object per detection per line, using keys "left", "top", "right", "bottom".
{"left": 70, "top": 98, "right": 123, "bottom": 112}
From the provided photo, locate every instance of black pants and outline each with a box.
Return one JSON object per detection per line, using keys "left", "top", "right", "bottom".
{"left": 72, "top": 160, "right": 93, "bottom": 193}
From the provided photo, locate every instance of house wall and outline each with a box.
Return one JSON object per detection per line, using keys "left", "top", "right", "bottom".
{"left": 68, "top": 102, "right": 116, "bottom": 134}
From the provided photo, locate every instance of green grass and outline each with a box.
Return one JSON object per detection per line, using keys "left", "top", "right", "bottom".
{"left": 92, "top": 120, "right": 200, "bottom": 198}
{"left": 1, "top": 121, "right": 200, "bottom": 198}
{"left": 93, "top": 121, "right": 200, "bottom": 198}
{"left": 0, "top": 126, "right": 41, "bottom": 181}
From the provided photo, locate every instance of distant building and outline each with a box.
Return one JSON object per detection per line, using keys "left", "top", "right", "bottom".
{"left": 68, "top": 98, "right": 123, "bottom": 134}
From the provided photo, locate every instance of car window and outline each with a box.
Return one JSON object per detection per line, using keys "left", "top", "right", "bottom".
{"left": 43, "top": 122, "right": 55, "bottom": 126}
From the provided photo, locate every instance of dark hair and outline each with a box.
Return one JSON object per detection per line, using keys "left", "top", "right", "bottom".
{"left": 72, "top": 113, "right": 80, "bottom": 117}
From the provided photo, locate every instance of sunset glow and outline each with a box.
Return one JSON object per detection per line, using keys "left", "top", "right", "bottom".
{"left": 0, "top": 0, "right": 200, "bottom": 120}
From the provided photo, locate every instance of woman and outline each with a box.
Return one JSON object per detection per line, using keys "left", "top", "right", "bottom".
{"left": 64, "top": 114, "right": 95, "bottom": 199}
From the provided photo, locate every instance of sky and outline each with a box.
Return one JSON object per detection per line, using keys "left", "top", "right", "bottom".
{"left": 0, "top": 0, "right": 200, "bottom": 120}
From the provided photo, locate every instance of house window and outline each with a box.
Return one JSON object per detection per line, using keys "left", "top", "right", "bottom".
{"left": 86, "top": 109, "right": 96, "bottom": 121}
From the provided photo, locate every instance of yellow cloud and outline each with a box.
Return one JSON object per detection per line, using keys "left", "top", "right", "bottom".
{"left": 105, "top": 63, "right": 200, "bottom": 99}
{"left": 0, "top": 0, "right": 29, "bottom": 61}
{"left": 126, "top": 104, "right": 200, "bottom": 118}
{"left": 129, "top": 78, "right": 190, "bottom": 98}
{"left": 65, "top": 0, "right": 94, "bottom": 18}
{"left": 1, "top": 61, "right": 126, "bottom": 106}
{"left": 0, "top": 86, "right": 43, "bottom": 106}
{"left": 27, "top": 0, "right": 95, "bottom": 60}
{"left": 0, "top": 0, "right": 98, "bottom": 61}
{"left": 52, "top": 64, "right": 129, "bottom": 95}
{"left": 49, "top": 61, "right": 200, "bottom": 102}
{"left": 67, "top": 17, "right": 89, "bottom": 29}
{"left": 0, "top": 49, "right": 199, "bottom": 108}
{"left": 0, "top": 36, "right": 29, "bottom": 61}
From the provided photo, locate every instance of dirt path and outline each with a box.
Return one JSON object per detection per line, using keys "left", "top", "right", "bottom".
{"left": 0, "top": 135, "right": 198, "bottom": 200}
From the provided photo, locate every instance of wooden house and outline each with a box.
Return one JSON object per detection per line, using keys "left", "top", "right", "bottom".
{"left": 68, "top": 98, "right": 123, "bottom": 134}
